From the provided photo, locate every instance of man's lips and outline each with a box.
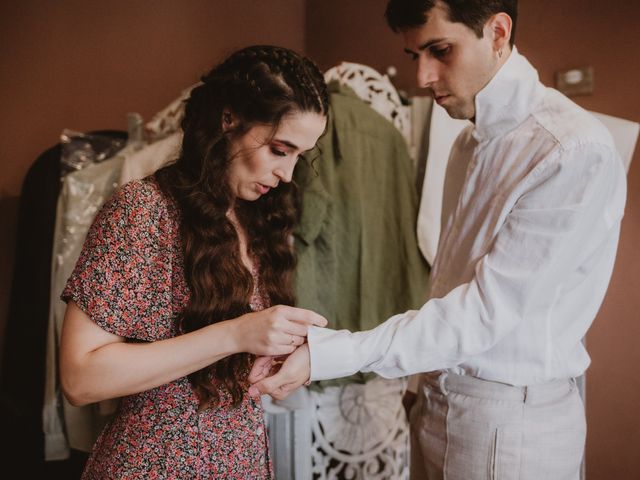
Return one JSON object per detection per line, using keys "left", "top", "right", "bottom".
{"left": 434, "top": 94, "right": 450, "bottom": 105}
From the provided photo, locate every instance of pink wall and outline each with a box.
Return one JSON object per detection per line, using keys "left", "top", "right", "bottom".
{"left": 0, "top": 0, "right": 306, "bottom": 197}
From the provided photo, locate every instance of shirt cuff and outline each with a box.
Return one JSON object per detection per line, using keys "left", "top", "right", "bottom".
{"left": 308, "top": 326, "right": 359, "bottom": 381}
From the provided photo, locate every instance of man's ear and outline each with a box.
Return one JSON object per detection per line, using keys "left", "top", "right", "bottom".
{"left": 486, "top": 12, "right": 513, "bottom": 55}
{"left": 221, "top": 108, "right": 239, "bottom": 133}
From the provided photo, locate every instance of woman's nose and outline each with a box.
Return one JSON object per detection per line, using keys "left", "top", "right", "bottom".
{"left": 274, "top": 157, "right": 297, "bottom": 183}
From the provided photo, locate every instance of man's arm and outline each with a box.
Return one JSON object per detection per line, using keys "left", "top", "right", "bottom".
{"left": 308, "top": 144, "right": 624, "bottom": 381}
{"left": 251, "top": 144, "right": 625, "bottom": 394}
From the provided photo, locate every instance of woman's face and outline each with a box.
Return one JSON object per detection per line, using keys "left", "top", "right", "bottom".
{"left": 226, "top": 111, "right": 327, "bottom": 201}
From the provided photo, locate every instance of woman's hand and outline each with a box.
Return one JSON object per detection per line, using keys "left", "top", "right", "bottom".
{"left": 233, "top": 305, "right": 327, "bottom": 356}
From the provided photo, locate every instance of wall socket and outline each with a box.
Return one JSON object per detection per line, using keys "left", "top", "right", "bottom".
{"left": 555, "top": 66, "right": 594, "bottom": 97}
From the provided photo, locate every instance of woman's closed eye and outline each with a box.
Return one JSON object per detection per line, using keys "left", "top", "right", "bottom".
{"left": 271, "top": 147, "right": 287, "bottom": 157}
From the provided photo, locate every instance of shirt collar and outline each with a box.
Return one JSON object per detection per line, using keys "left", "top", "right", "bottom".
{"left": 472, "top": 46, "right": 546, "bottom": 142}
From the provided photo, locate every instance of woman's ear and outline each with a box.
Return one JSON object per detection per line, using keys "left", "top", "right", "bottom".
{"left": 221, "top": 108, "right": 239, "bottom": 133}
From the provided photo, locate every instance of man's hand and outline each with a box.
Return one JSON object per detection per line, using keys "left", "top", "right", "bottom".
{"left": 248, "top": 344, "right": 311, "bottom": 400}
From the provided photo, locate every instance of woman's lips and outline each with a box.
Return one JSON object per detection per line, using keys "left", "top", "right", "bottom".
{"left": 257, "top": 183, "right": 271, "bottom": 194}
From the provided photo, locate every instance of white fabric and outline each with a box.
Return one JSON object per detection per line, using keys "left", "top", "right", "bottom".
{"left": 408, "top": 94, "right": 433, "bottom": 170}
{"left": 144, "top": 84, "right": 195, "bottom": 142}
{"left": 590, "top": 112, "right": 639, "bottom": 173}
{"left": 118, "top": 131, "right": 182, "bottom": 185}
{"left": 416, "top": 104, "right": 470, "bottom": 266}
{"left": 324, "top": 62, "right": 411, "bottom": 142}
{"left": 308, "top": 48, "right": 627, "bottom": 387}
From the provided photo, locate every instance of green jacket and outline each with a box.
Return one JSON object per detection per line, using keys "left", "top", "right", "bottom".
{"left": 294, "top": 82, "right": 430, "bottom": 387}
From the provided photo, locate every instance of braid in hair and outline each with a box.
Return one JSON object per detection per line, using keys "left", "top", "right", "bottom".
{"left": 155, "top": 46, "right": 328, "bottom": 410}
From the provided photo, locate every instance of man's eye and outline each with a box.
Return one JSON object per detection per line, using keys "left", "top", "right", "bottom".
{"left": 432, "top": 46, "right": 451, "bottom": 58}
{"left": 271, "top": 148, "right": 286, "bottom": 157}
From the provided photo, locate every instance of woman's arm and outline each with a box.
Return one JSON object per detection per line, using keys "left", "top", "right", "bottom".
{"left": 60, "top": 301, "right": 325, "bottom": 406}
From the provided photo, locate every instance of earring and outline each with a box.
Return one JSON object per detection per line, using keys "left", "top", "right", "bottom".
{"left": 497, "top": 48, "right": 503, "bottom": 59}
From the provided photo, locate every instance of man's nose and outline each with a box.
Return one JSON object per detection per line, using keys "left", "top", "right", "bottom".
{"left": 416, "top": 55, "right": 439, "bottom": 89}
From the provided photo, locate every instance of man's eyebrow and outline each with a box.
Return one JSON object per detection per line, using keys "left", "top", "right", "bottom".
{"left": 404, "top": 38, "right": 447, "bottom": 55}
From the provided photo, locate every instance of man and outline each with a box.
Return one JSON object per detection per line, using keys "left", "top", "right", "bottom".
{"left": 249, "top": 1, "right": 627, "bottom": 478}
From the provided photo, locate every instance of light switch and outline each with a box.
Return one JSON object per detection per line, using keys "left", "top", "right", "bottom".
{"left": 555, "top": 66, "right": 594, "bottom": 96}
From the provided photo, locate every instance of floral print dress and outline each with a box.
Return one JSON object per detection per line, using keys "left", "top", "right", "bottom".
{"left": 62, "top": 177, "right": 273, "bottom": 479}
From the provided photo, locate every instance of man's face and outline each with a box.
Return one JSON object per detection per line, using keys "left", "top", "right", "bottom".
{"left": 403, "top": 2, "right": 499, "bottom": 120}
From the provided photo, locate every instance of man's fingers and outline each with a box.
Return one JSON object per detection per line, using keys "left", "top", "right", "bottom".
{"left": 272, "top": 382, "right": 299, "bottom": 401}
{"left": 251, "top": 370, "right": 291, "bottom": 396}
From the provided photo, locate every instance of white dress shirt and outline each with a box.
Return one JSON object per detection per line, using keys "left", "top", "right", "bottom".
{"left": 308, "top": 47, "right": 627, "bottom": 386}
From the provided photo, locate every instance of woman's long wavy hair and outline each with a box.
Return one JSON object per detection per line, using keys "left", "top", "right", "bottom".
{"left": 155, "top": 45, "right": 329, "bottom": 410}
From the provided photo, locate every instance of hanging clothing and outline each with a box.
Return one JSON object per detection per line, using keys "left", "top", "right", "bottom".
{"left": 590, "top": 111, "right": 638, "bottom": 173}
{"left": 306, "top": 47, "right": 627, "bottom": 387}
{"left": 44, "top": 152, "right": 127, "bottom": 460}
{"left": 293, "top": 81, "right": 430, "bottom": 387}
{"left": 0, "top": 131, "right": 126, "bottom": 476}
{"left": 62, "top": 177, "right": 273, "bottom": 479}
{"left": 118, "top": 131, "right": 181, "bottom": 185}
{"left": 144, "top": 84, "right": 195, "bottom": 142}
{"left": 324, "top": 62, "right": 411, "bottom": 143}
{"left": 409, "top": 95, "right": 433, "bottom": 194}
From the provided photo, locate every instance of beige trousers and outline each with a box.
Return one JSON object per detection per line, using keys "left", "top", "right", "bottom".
{"left": 409, "top": 372, "right": 586, "bottom": 480}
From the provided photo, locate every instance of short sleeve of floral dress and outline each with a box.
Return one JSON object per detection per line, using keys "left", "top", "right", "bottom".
{"left": 62, "top": 177, "right": 273, "bottom": 479}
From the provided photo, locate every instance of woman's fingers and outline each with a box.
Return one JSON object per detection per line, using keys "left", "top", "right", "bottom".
{"left": 283, "top": 321, "right": 309, "bottom": 338}
{"left": 248, "top": 356, "right": 274, "bottom": 383}
{"left": 291, "top": 308, "right": 327, "bottom": 327}
{"left": 274, "top": 306, "right": 328, "bottom": 327}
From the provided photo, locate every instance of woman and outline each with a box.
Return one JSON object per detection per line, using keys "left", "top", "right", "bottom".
{"left": 59, "top": 45, "right": 329, "bottom": 479}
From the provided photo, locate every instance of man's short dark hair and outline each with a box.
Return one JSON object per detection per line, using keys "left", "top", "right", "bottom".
{"left": 385, "top": 0, "right": 518, "bottom": 47}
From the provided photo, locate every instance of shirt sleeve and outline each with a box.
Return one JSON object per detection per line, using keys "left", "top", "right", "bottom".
{"left": 309, "top": 144, "right": 626, "bottom": 381}
{"left": 61, "top": 180, "right": 174, "bottom": 341}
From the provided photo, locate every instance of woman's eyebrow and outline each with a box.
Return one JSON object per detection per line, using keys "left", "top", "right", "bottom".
{"left": 273, "top": 138, "right": 298, "bottom": 150}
